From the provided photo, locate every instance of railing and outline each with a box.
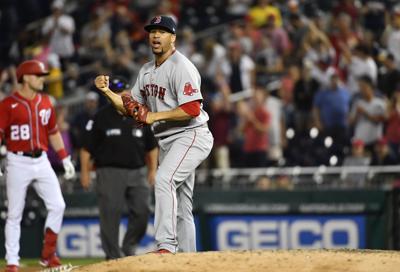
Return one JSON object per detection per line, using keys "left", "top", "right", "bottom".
{"left": 195, "top": 165, "right": 400, "bottom": 190}
{"left": 0, "top": 165, "right": 399, "bottom": 213}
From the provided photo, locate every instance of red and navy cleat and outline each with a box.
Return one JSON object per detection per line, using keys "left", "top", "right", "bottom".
{"left": 39, "top": 254, "right": 62, "bottom": 268}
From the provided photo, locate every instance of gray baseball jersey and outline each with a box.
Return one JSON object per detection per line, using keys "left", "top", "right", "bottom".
{"left": 131, "top": 50, "right": 209, "bottom": 138}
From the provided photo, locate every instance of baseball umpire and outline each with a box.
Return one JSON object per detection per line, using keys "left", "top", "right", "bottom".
{"left": 0, "top": 60, "right": 76, "bottom": 272}
{"left": 80, "top": 76, "right": 158, "bottom": 259}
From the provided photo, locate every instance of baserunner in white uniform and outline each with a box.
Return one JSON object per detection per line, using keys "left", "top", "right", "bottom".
{"left": 94, "top": 15, "right": 213, "bottom": 254}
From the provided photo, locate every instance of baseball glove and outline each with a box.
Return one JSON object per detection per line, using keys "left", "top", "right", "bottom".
{"left": 121, "top": 93, "right": 139, "bottom": 117}
{"left": 135, "top": 104, "right": 149, "bottom": 124}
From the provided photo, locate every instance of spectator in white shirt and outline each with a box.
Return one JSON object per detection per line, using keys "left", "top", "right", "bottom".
{"left": 349, "top": 75, "right": 387, "bottom": 149}
{"left": 218, "top": 40, "right": 255, "bottom": 93}
{"left": 383, "top": 8, "right": 400, "bottom": 69}
{"left": 42, "top": 0, "right": 75, "bottom": 67}
{"left": 341, "top": 44, "right": 378, "bottom": 95}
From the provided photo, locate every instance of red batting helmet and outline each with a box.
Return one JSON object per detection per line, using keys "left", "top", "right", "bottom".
{"left": 16, "top": 60, "right": 49, "bottom": 83}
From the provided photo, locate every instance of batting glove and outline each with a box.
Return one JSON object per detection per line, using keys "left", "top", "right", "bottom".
{"left": 62, "top": 156, "right": 76, "bottom": 180}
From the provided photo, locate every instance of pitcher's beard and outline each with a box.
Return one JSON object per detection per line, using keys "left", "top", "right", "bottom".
{"left": 152, "top": 48, "right": 164, "bottom": 56}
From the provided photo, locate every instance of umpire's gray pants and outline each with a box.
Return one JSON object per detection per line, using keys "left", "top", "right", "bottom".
{"left": 96, "top": 167, "right": 150, "bottom": 259}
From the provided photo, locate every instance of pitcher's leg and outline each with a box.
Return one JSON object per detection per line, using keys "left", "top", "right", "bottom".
{"left": 154, "top": 168, "right": 178, "bottom": 253}
{"left": 176, "top": 173, "right": 196, "bottom": 252}
{"left": 154, "top": 129, "right": 212, "bottom": 252}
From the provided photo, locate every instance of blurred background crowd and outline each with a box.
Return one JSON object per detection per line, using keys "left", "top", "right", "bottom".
{"left": 1, "top": 0, "right": 400, "bottom": 182}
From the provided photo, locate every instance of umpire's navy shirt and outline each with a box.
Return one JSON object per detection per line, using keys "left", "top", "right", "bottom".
{"left": 83, "top": 104, "right": 157, "bottom": 169}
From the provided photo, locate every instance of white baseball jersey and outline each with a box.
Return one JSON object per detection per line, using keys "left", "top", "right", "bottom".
{"left": 131, "top": 50, "right": 209, "bottom": 138}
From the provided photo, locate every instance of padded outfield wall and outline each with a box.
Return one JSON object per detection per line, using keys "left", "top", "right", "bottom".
{"left": 0, "top": 188, "right": 397, "bottom": 258}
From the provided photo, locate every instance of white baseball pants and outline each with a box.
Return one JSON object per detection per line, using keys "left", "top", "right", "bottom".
{"left": 4, "top": 152, "right": 65, "bottom": 266}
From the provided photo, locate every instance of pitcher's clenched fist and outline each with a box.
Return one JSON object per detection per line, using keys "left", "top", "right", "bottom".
{"left": 94, "top": 75, "right": 128, "bottom": 115}
{"left": 94, "top": 75, "right": 110, "bottom": 93}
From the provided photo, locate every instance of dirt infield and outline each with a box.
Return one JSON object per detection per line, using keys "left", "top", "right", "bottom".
{"left": 68, "top": 249, "right": 400, "bottom": 272}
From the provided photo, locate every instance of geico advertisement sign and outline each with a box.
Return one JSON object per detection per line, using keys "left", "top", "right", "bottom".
{"left": 211, "top": 216, "right": 365, "bottom": 250}
{"left": 57, "top": 217, "right": 202, "bottom": 257}
{"left": 57, "top": 218, "right": 156, "bottom": 257}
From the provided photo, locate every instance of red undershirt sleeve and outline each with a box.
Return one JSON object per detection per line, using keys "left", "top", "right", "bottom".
{"left": 179, "top": 100, "right": 201, "bottom": 117}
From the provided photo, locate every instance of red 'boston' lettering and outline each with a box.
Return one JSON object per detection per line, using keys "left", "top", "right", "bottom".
{"left": 153, "top": 85, "right": 158, "bottom": 97}
{"left": 158, "top": 87, "right": 166, "bottom": 100}
{"left": 140, "top": 89, "right": 146, "bottom": 99}
{"left": 143, "top": 84, "right": 166, "bottom": 101}
{"left": 145, "top": 85, "right": 150, "bottom": 97}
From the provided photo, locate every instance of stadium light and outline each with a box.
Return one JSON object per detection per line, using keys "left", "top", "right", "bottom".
{"left": 324, "top": 136, "right": 333, "bottom": 148}
{"left": 329, "top": 155, "right": 338, "bottom": 166}
{"left": 310, "top": 127, "right": 319, "bottom": 139}
{"left": 286, "top": 128, "right": 295, "bottom": 139}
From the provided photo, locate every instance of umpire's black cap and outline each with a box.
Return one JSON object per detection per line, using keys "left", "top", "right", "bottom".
{"left": 109, "top": 76, "right": 130, "bottom": 93}
{"left": 144, "top": 15, "right": 177, "bottom": 34}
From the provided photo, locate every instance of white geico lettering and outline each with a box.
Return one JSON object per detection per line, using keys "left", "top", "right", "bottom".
{"left": 218, "top": 220, "right": 249, "bottom": 250}
{"left": 324, "top": 220, "right": 358, "bottom": 249}
{"left": 58, "top": 224, "right": 103, "bottom": 257}
{"left": 216, "top": 219, "right": 359, "bottom": 250}
{"left": 58, "top": 221, "right": 156, "bottom": 257}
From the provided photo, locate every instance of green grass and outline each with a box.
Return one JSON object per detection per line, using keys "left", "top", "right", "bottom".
{"left": 0, "top": 258, "right": 103, "bottom": 267}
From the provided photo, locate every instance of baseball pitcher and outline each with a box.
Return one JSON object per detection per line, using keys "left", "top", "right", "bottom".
{"left": 95, "top": 15, "right": 213, "bottom": 254}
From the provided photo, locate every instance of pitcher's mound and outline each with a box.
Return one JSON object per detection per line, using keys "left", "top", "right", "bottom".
{"left": 72, "top": 249, "right": 400, "bottom": 272}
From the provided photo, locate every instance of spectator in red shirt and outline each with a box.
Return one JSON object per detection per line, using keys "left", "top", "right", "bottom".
{"left": 238, "top": 87, "right": 270, "bottom": 167}
{"left": 385, "top": 89, "right": 400, "bottom": 158}
{"left": 209, "top": 76, "right": 233, "bottom": 169}
{"left": 332, "top": 0, "right": 359, "bottom": 23}
{"left": 330, "top": 12, "right": 360, "bottom": 67}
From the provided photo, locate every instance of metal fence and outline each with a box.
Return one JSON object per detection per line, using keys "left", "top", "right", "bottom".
{"left": 195, "top": 165, "right": 400, "bottom": 190}
{"left": 1, "top": 164, "right": 399, "bottom": 194}
{"left": 1, "top": 164, "right": 399, "bottom": 212}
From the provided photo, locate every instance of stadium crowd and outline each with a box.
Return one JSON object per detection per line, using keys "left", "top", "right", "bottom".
{"left": 1, "top": 0, "right": 400, "bottom": 173}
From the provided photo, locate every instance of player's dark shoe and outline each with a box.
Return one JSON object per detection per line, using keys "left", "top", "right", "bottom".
{"left": 39, "top": 254, "right": 62, "bottom": 268}
{"left": 4, "top": 265, "right": 18, "bottom": 272}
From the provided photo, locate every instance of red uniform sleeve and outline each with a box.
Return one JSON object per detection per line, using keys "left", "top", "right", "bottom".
{"left": 47, "top": 99, "right": 58, "bottom": 135}
{"left": 180, "top": 100, "right": 201, "bottom": 117}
